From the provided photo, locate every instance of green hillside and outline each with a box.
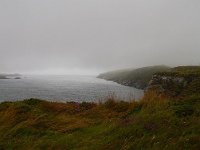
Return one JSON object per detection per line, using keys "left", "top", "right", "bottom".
{"left": 98, "top": 65, "right": 171, "bottom": 89}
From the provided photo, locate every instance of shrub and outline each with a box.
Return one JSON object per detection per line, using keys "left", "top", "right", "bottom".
{"left": 171, "top": 97, "right": 198, "bottom": 117}
{"left": 104, "top": 99, "right": 130, "bottom": 112}
{"left": 23, "top": 98, "right": 43, "bottom": 106}
{"left": 80, "top": 102, "right": 96, "bottom": 110}
{"left": 15, "top": 104, "right": 31, "bottom": 114}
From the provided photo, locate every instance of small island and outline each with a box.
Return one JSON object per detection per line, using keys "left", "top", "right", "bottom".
{"left": 0, "top": 75, "right": 9, "bottom": 79}
{"left": 0, "top": 73, "right": 22, "bottom": 79}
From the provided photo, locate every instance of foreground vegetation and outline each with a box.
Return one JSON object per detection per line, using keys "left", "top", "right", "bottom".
{"left": 0, "top": 93, "right": 199, "bottom": 150}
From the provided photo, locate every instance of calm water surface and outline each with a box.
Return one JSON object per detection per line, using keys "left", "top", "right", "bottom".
{"left": 0, "top": 75, "right": 144, "bottom": 102}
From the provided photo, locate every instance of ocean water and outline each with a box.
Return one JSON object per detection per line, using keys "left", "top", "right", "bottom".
{"left": 0, "top": 75, "right": 144, "bottom": 102}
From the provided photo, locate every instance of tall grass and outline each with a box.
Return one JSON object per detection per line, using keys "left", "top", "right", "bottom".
{"left": 0, "top": 94, "right": 199, "bottom": 150}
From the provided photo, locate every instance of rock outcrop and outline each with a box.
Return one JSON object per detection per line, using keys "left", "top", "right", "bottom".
{"left": 146, "top": 66, "right": 200, "bottom": 97}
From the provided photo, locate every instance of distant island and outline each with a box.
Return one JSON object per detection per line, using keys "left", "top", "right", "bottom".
{"left": 0, "top": 73, "right": 22, "bottom": 79}
{"left": 0, "top": 75, "right": 9, "bottom": 79}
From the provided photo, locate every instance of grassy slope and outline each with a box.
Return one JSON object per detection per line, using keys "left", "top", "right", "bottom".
{"left": 97, "top": 65, "right": 171, "bottom": 89}
{"left": 0, "top": 94, "right": 199, "bottom": 150}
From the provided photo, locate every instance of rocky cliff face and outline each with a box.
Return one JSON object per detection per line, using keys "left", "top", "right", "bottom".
{"left": 146, "top": 72, "right": 200, "bottom": 97}
{"left": 110, "top": 80, "right": 147, "bottom": 89}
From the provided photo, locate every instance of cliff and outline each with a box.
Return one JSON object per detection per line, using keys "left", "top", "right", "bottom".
{"left": 147, "top": 66, "right": 200, "bottom": 97}
{"left": 98, "top": 65, "right": 170, "bottom": 89}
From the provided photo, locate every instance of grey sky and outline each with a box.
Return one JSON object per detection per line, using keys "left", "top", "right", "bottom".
{"left": 0, "top": 0, "right": 200, "bottom": 75}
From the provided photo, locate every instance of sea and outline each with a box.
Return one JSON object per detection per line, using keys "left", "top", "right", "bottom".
{"left": 0, "top": 75, "right": 144, "bottom": 102}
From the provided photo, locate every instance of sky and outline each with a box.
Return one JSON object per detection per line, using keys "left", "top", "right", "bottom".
{"left": 0, "top": 0, "right": 200, "bottom": 75}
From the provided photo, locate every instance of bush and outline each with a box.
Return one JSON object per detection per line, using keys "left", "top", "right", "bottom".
{"left": 23, "top": 98, "right": 43, "bottom": 106}
{"left": 80, "top": 102, "right": 96, "bottom": 110}
{"left": 171, "top": 97, "right": 199, "bottom": 117}
{"left": 104, "top": 99, "right": 130, "bottom": 112}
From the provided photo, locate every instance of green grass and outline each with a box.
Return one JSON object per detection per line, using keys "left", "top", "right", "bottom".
{"left": 0, "top": 95, "right": 199, "bottom": 150}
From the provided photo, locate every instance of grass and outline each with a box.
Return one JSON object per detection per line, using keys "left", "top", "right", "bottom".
{"left": 0, "top": 93, "right": 199, "bottom": 150}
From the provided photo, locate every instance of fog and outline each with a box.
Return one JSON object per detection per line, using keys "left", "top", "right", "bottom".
{"left": 0, "top": 0, "right": 200, "bottom": 75}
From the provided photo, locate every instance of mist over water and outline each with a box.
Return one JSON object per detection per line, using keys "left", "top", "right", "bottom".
{"left": 0, "top": 75, "right": 144, "bottom": 102}
{"left": 0, "top": 1, "right": 199, "bottom": 103}
{"left": 1, "top": 0, "right": 200, "bottom": 74}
